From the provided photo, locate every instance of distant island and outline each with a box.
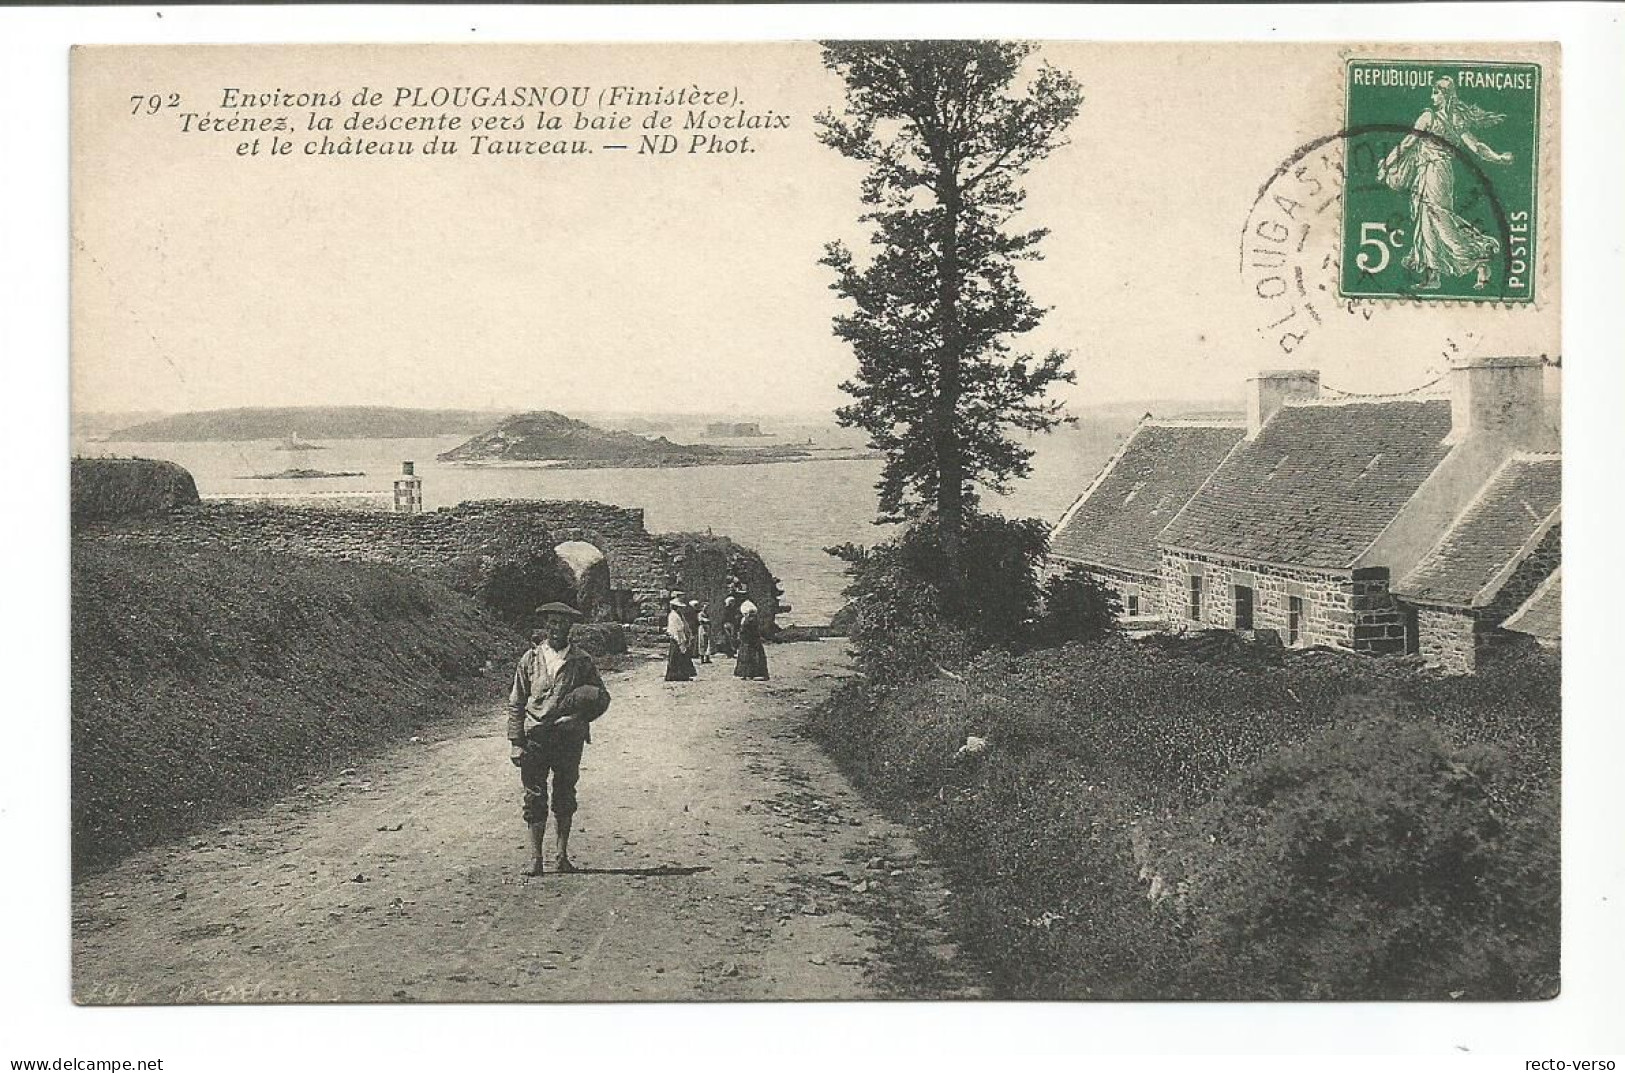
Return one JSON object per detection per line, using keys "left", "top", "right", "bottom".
{"left": 605, "top": 417, "right": 675, "bottom": 434}
{"left": 706, "top": 421, "right": 769, "bottom": 438}
{"left": 107, "top": 406, "right": 503, "bottom": 442}
{"left": 439, "top": 410, "right": 877, "bottom": 469}
{"left": 239, "top": 468, "right": 366, "bottom": 480}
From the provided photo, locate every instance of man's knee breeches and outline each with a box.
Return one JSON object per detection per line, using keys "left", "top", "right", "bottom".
{"left": 519, "top": 731, "right": 584, "bottom": 824}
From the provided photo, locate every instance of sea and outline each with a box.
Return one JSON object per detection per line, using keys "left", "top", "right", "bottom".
{"left": 77, "top": 423, "right": 1131, "bottom": 623}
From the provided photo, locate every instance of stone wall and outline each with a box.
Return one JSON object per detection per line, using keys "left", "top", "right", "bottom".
{"left": 657, "top": 535, "right": 782, "bottom": 636}
{"left": 1159, "top": 551, "right": 1406, "bottom": 653}
{"left": 81, "top": 500, "right": 656, "bottom": 626}
{"left": 80, "top": 498, "right": 785, "bottom": 631}
{"left": 1416, "top": 605, "right": 1479, "bottom": 674}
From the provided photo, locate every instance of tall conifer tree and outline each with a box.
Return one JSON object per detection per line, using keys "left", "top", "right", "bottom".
{"left": 818, "top": 41, "right": 1083, "bottom": 562}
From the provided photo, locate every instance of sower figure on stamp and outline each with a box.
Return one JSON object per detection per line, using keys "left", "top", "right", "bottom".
{"left": 508, "top": 602, "right": 611, "bottom": 877}
{"left": 1377, "top": 76, "right": 1514, "bottom": 292}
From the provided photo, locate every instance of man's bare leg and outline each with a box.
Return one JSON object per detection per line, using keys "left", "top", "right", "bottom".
{"left": 554, "top": 814, "right": 577, "bottom": 873}
{"left": 524, "top": 823, "right": 546, "bottom": 877}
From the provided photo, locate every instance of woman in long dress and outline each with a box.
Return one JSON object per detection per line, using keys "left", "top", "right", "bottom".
{"left": 717, "top": 593, "right": 741, "bottom": 657}
{"left": 685, "top": 600, "right": 703, "bottom": 661}
{"left": 696, "top": 603, "right": 713, "bottom": 664}
{"left": 732, "top": 599, "right": 769, "bottom": 681}
{"left": 664, "top": 597, "right": 697, "bottom": 682}
{"left": 1376, "top": 76, "right": 1515, "bottom": 291}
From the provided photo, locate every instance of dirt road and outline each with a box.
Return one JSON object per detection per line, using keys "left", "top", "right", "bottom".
{"left": 72, "top": 640, "right": 977, "bottom": 1003}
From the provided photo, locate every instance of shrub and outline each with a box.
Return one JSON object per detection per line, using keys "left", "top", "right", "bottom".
{"left": 71, "top": 457, "right": 200, "bottom": 524}
{"left": 440, "top": 549, "right": 575, "bottom": 626}
{"left": 1150, "top": 706, "right": 1560, "bottom": 1000}
{"left": 1037, "top": 565, "right": 1121, "bottom": 644}
{"left": 802, "top": 633, "right": 1560, "bottom": 1000}
{"left": 827, "top": 511, "right": 1050, "bottom": 679}
{"left": 561, "top": 622, "right": 628, "bottom": 656}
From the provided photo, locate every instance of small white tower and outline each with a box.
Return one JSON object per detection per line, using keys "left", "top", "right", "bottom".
{"left": 393, "top": 461, "right": 423, "bottom": 514}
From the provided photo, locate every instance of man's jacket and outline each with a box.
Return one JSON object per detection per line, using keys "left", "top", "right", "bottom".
{"left": 506, "top": 646, "right": 612, "bottom": 746}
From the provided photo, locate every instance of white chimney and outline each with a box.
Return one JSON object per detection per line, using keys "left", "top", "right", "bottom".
{"left": 1247, "top": 369, "right": 1320, "bottom": 438}
{"left": 1447, "top": 355, "right": 1545, "bottom": 445}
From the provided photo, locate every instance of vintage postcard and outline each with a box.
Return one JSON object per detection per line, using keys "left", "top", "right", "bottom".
{"left": 70, "top": 40, "right": 1562, "bottom": 1009}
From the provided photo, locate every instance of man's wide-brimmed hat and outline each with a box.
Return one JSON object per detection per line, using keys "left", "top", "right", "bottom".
{"left": 534, "top": 601, "right": 584, "bottom": 621}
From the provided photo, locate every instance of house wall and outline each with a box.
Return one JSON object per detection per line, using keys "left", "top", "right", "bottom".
{"left": 1416, "top": 605, "right": 1480, "bottom": 674}
{"left": 1047, "top": 560, "right": 1162, "bottom": 618}
{"left": 1159, "top": 551, "right": 1408, "bottom": 653}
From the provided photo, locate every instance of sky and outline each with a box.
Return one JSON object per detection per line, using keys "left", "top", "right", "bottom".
{"left": 71, "top": 41, "right": 1559, "bottom": 418}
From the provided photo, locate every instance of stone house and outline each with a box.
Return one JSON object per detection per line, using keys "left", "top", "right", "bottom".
{"left": 1393, "top": 453, "right": 1560, "bottom": 673}
{"left": 1047, "top": 417, "right": 1245, "bottom": 618}
{"left": 1048, "top": 356, "right": 1559, "bottom": 670}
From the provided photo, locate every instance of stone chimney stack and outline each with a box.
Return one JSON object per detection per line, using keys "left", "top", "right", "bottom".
{"left": 1447, "top": 355, "right": 1545, "bottom": 445}
{"left": 1247, "top": 369, "right": 1321, "bottom": 438}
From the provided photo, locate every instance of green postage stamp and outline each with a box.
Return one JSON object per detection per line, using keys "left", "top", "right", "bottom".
{"left": 1342, "top": 59, "right": 1541, "bottom": 303}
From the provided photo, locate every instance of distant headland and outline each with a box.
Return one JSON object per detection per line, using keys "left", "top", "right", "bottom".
{"left": 105, "top": 406, "right": 502, "bottom": 442}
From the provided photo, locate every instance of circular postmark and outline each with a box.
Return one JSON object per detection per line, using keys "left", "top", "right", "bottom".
{"left": 1239, "top": 124, "right": 1520, "bottom": 373}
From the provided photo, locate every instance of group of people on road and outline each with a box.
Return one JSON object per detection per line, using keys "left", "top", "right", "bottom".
{"left": 663, "top": 583, "right": 770, "bottom": 683}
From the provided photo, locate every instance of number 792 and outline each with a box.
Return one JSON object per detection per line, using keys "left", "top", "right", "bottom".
{"left": 130, "top": 93, "right": 181, "bottom": 116}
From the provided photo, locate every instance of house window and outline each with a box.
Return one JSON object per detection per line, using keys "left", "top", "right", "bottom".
{"left": 1127, "top": 592, "right": 1141, "bottom": 617}
{"left": 1288, "top": 595, "right": 1303, "bottom": 646}
{"left": 1188, "top": 574, "right": 1203, "bottom": 621}
{"left": 1234, "top": 584, "right": 1255, "bottom": 630}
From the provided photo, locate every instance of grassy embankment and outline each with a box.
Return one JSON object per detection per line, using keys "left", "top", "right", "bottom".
{"left": 71, "top": 539, "right": 528, "bottom": 874}
{"left": 805, "top": 634, "right": 1560, "bottom": 1001}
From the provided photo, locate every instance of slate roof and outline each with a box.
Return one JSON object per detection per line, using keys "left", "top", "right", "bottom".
{"left": 1049, "top": 419, "right": 1245, "bottom": 575}
{"left": 1502, "top": 568, "right": 1561, "bottom": 642}
{"left": 1397, "top": 454, "right": 1562, "bottom": 608}
{"left": 1158, "top": 398, "right": 1456, "bottom": 570}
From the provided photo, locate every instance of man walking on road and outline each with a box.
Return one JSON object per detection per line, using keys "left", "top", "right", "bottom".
{"left": 508, "top": 602, "right": 612, "bottom": 877}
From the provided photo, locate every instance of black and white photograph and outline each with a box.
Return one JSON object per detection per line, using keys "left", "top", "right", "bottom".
{"left": 5, "top": 5, "right": 1624, "bottom": 1069}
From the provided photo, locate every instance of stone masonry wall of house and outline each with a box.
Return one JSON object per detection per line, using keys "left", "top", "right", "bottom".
{"left": 1159, "top": 551, "right": 1407, "bottom": 653}
{"left": 75, "top": 500, "right": 784, "bottom": 630}
{"left": 1416, "top": 605, "right": 1480, "bottom": 674}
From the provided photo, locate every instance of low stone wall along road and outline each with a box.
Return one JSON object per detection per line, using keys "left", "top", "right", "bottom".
{"left": 72, "top": 642, "right": 977, "bottom": 1003}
